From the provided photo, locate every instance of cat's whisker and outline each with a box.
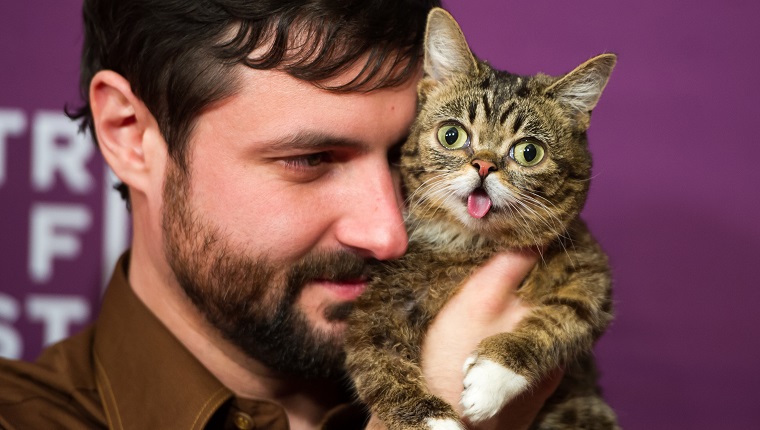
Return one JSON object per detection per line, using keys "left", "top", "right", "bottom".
{"left": 520, "top": 190, "right": 575, "bottom": 262}
{"left": 405, "top": 181, "right": 462, "bottom": 236}
{"left": 409, "top": 180, "right": 451, "bottom": 211}
{"left": 515, "top": 194, "right": 576, "bottom": 267}
{"left": 513, "top": 196, "right": 576, "bottom": 267}
{"left": 521, "top": 189, "right": 562, "bottom": 213}
{"left": 418, "top": 184, "right": 461, "bottom": 222}
{"left": 508, "top": 198, "right": 555, "bottom": 261}
{"left": 510, "top": 196, "right": 564, "bottom": 240}
{"left": 511, "top": 200, "right": 546, "bottom": 265}
{"left": 405, "top": 173, "right": 450, "bottom": 209}
{"left": 405, "top": 184, "right": 445, "bottom": 221}
{"left": 571, "top": 171, "right": 603, "bottom": 183}
{"left": 518, "top": 190, "right": 575, "bottom": 240}
{"left": 518, "top": 190, "right": 577, "bottom": 252}
{"left": 515, "top": 190, "right": 572, "bottom": 241}
{"left": 515, "top": 189, "right": 561, "bottom": 217}
{"left": 504, "top": 200, "right": 547, "bottom": 266}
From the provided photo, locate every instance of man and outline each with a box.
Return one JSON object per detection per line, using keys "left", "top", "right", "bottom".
{"left": 0, "top": 1, "right": 559, "bottom": 429}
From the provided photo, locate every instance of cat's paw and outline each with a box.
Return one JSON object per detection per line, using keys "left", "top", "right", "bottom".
{"left": 425, "top": 417, "right": 466, "bottom": 430}
{"left": 460, "top": 354, "right": 529, "bottom": 423}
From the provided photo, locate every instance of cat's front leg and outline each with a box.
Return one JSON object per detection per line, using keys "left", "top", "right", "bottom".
{"left": 459, "top": 323, "right": 572, "bottom": 424}
{"left": 346, "top": 293, "right": 466, "bottom": 430}
{"left": 460, "top": 316, "right": 588, "bottom": 424}
{"left": 460, "top": 350, "right": 530, "bottom": 423}
{"left": 347, "top": 341, "right": 466, "bottom": 430}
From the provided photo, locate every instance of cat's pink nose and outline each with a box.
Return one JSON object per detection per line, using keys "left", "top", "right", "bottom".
{"left": 471, "top": 159, "right": 498, "bottom": 178}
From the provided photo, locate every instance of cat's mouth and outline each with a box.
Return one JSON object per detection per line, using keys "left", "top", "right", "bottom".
{"left": 467, "top": 188, "right": 492, "bottom": 218}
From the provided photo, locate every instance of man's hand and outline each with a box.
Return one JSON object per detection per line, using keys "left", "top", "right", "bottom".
{"left": 421, "top": 251, "right": 562, "bottom": 430}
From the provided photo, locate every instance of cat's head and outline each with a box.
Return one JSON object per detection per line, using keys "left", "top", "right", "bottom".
{"left": 401, "top": 8, "right": 615, "bottom": 248}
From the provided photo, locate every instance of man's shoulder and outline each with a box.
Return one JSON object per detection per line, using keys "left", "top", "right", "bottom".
{"left": 0, "top": 326, "right": 107, "bottom": 429}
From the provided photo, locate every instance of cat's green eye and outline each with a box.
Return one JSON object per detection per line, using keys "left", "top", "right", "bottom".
{"left": 437, "top": 124, "right": 469, "bottom": 150}
{"left": 510, "top": 140, "right": 546, "bottom": 167}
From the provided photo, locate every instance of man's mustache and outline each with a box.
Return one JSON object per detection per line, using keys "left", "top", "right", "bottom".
{"left": 287, "top": 250, "right": 374, "bottom": 289}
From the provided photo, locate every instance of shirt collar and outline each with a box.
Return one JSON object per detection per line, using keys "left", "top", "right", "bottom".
{"left": 93, "top": 253, "right": 233, "bottom": 430}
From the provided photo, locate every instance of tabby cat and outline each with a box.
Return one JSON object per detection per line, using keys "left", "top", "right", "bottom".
{"left": 345, "top": 7, "right": 619, "bottom": 430}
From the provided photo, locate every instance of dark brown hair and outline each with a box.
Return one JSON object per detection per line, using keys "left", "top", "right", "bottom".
{"left": 70, "top": 0, "right": 441, "bottom": 204}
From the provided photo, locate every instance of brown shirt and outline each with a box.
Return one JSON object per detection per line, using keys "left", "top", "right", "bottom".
{"left": 0, "top": 254, "right": 367, "bottom": 429}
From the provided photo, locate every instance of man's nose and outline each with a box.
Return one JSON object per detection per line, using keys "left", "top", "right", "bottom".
{"left": 334, "top": 162, "right": 408, "bottom": 261}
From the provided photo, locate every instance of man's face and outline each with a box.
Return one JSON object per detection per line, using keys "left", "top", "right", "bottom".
{"left": 161, "top": 66, "right": 417, "bottom": 378}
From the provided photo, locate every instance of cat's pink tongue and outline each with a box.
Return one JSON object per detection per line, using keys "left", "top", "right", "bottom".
{"left": 467, "top": 189, "right": 492, "bottom": 218}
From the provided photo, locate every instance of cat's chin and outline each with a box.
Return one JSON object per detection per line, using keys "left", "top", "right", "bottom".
{"left": 407, "top": 214, "right": 497, "bottom": 250}
{"left": 422, "top": 208, "right": 558, "bottom": 250}
{"left": 457, "top": 213, "right": 513, "bottom": 240}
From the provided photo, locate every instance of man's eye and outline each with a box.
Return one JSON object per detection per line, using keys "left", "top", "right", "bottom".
{"left": 304, "top": 153, "right": 325, "bottom": 166}
{"left": 285, "top": 152, "right": 332, "bottom": 169}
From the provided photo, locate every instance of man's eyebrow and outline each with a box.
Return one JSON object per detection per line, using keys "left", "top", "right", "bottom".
{"left": 266, "top": 131, "right": 369, "bottom": 152}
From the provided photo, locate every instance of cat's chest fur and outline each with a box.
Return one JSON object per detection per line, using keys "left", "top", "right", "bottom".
{"left": 366, "top": 238, "right": 495, "bottom": 323}
{"left": 359, "top": 216, "right": 601, "bottom": 332}
{"left": 362, "top": 231, "right": 507, "bottom": 333}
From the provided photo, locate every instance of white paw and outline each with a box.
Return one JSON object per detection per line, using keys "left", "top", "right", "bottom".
{"left": 462, "top": 354, "right": 477, "bottom": 373}
{"left": 460, "top": 356, "right": 529, "bottom": 423}
{"left": 425, "top": 417, "right": 466, "bottom": 430}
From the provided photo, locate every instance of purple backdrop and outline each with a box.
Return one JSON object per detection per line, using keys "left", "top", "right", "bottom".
{"left": 2, "top": 1, "right": 759, "bottom": 429}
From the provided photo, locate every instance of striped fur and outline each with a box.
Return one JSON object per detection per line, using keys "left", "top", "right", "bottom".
{"left": 346, "top": 8, "right": 618, "bottom": 430}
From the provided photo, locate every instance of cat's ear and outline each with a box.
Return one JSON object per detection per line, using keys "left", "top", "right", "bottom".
{"left": 546, "top": 53, "right": 616, "bottom": 123}
{"left": 423, "top": 8, "right": 479, "bottom": 82}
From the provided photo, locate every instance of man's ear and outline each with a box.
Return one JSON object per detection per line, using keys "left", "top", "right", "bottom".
{"left": 89, "top": 70, "right": 162, "bottom": 194}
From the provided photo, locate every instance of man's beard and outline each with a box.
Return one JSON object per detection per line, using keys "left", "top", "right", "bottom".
{"left": 161, "top": 162, "right": 369, "bottom": 379}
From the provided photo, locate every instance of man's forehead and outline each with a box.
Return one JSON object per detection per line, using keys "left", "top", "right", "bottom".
{"left": 186, "top": 64, "right": 418, "bottom": 160}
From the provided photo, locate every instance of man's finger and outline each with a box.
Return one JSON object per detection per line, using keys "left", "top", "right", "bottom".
{"left": 451, "top": 250, "right": 538, "bottom": 318}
